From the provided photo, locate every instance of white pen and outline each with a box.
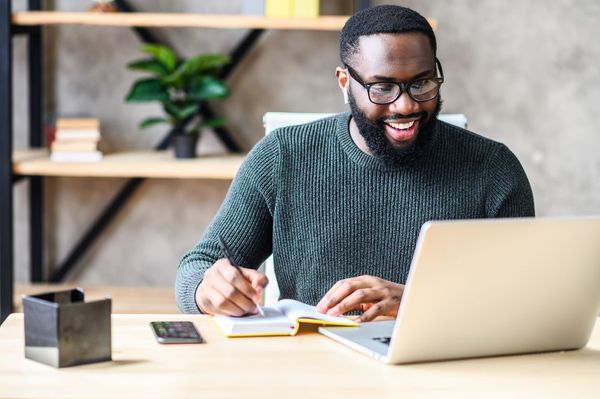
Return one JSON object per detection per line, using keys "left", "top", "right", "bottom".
{"left": 218, "top": 235, "right": 266, "bottom": 317}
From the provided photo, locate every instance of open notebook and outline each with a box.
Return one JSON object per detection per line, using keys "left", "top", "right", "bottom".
{"left": 212, "top": 299, "right": 358, "bottom": 337}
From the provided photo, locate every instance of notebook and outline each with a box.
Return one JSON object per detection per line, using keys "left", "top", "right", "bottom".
{"left": 213, "top": 299, "right": 357, "bottom": 337}
{"left": 319, "top": 216, "right": 600, "bottom": 364}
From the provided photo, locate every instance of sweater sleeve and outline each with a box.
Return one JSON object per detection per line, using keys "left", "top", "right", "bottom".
{"left": 175, "top": 133, "right": 280, "bottom": 313}
{"left": 484, "top": 143, "right": 535, "bottom": 218}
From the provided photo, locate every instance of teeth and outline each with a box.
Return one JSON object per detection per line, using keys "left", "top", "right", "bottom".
{"left": 388, "top": 121, "right": 415, "bottom": 130}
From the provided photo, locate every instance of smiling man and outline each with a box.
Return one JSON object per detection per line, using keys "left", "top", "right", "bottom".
{"left": 176, "top": 5, "right": 535, "bottom": 322}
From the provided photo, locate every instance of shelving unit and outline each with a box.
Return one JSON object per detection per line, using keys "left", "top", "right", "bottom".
{"left": 1, "top": 2, "right": 364, "bottom": 324}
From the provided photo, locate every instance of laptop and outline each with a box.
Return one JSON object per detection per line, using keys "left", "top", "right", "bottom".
{"left": 319, "top": 216, "right": 600, "bottom": 364}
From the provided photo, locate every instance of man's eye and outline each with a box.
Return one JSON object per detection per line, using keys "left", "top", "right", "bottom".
{"left": 411, "top": 79, "right": 437, "bottom": 93}
{"left": 370, "top": 83, "right": 396, "bottom": 95}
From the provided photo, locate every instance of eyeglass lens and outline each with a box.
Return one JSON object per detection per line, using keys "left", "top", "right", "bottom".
{"left": 368, "top": 79, "right": 441, "bottom": 104}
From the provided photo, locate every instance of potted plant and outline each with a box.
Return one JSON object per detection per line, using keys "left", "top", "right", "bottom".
{"left": 125, "top": 43, "right": 230, "bottom": 158}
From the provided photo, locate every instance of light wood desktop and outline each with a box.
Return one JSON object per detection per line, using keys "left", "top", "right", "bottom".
{"left": 1, "top": 314, "right": 600, "bottom": 399}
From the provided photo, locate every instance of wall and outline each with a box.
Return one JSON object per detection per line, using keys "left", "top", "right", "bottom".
{"left": 12, "top": 0, "right": 600, "bottom": 287}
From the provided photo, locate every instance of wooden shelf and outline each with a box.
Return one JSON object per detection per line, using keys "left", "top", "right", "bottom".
{"left": 12, "top": 12, "right": 437, "bottom": 31}
{"left": 12, "top": 12, "right": 350, "bottom": 31}
{"left": 12, "top": 149, "right": 244, "bottom": 179}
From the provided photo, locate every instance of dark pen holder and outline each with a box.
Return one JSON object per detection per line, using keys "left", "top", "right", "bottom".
{"left": 22, "top": 288, "right": 112, "bottom": 368}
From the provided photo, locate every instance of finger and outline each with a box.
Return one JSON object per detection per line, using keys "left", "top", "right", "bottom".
{"left": 326, "top": 288, "right": 381, "bottom": 317}
{"left": 317, "top": 276, "right": 374, "bottom": 313}
{"left": 240, "top": 268, "right": 269, "bottom": 302}
{"left": 216, "top": 261, "right": 261, "bottom": 304}
{"left": 206, "top": 288, "right": 247, "bottom": 316}
{"left": 356, "top": 300, "right": 400, "bottom": 323}
{"left": 212, "top": 272, "right": 257, "bottom": 314}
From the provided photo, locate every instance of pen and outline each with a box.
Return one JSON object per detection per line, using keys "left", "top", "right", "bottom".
{"left": 218, "top": 235, "right": 266, "bottom": 317}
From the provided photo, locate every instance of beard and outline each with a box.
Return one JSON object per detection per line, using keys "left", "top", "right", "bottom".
{"left": 348, "top": 91, "right": 442, "bottom": 167}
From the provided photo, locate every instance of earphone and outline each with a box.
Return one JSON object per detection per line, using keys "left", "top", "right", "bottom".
{"left": 342, "top": 86, "right": 349, "bottom": 104}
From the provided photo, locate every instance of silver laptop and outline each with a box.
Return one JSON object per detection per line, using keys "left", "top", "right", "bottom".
{"left": 319, "top": 216, "right": 600, "bottom": 364}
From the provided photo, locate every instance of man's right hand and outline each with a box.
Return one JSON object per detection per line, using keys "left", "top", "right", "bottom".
{"left": 195, "top": 258, "right": 269, "bottom": 316}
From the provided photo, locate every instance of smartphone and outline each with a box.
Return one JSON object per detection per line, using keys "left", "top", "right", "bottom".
{"left": 150, "top": 321, "right": 204, "bottom": 344}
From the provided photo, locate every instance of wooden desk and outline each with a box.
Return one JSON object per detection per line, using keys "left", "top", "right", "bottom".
{"left": 1, "top": 314, "right": 600, "bottom": 399}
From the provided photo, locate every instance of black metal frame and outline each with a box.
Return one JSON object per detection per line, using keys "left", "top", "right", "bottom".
{"left": 1, "top": 0, "right": 14, "bottom": 323}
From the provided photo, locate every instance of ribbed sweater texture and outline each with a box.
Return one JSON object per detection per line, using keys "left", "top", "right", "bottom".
{"left": 176, "top": 113, "right": 535, "bottom": 313}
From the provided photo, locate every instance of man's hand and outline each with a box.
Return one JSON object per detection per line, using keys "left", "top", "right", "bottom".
{"left": 195, "top": 258, "right": 268, "bottom": 316}
{"left": 316, "top": 275, "right": 404, "bottom": 322}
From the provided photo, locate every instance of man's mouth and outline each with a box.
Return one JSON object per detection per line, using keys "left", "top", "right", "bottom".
{"left": 384, "top": 119, "right": 420, "bottom": 144}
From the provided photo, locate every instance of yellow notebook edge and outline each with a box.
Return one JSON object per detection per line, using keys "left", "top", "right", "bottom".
{"left": 211, "top": 316, "right": 358, "bottom": 338}
{"left": 291, "top": 317, "right": 359, "bottom": 335}
{"left": 210, "top": 316, "right": 296, "bottom": 338}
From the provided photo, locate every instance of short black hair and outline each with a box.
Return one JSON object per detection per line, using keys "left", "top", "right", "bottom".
{"left": 340, "top": 5, "right": 437, "bottom": 66}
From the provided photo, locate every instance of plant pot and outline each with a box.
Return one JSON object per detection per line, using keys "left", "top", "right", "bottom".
{"left": 173, "top": 134, "right": 198, "bottom": 159}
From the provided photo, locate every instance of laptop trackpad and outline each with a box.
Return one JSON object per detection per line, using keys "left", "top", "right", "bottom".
{"left": 319, "top": 320, "right": 395, "bottom": 358}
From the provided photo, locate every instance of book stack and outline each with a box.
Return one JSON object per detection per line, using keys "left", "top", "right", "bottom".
{"left": 50, "top": 118, "right": 103, "bottom": 162}
{"left": 263, "top": 0, "right": 320, "bottom": 18}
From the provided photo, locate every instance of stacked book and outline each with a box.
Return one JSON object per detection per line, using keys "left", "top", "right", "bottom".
{"left": 50, "top": 118, "right": 103, "bottom": 162}
{"left": 245, "top": 0, "right": 320, "bottom": 18}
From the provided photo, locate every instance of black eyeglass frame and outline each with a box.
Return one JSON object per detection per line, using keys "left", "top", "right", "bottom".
{"left": 344, "top": 58, "right": 445, "bottom": 105}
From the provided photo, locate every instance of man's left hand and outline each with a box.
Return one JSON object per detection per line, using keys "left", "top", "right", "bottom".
{"left": 316, "top": 275, "right": 404, "bottom": 322}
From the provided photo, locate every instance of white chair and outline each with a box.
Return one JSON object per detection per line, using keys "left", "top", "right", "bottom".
{"left": 260, "top": 112, "right": 468, "bottom": 306}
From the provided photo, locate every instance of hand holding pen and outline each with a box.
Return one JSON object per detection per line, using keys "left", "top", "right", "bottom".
{"left": 217, "top": 235, "right": 266, "bottom": 317}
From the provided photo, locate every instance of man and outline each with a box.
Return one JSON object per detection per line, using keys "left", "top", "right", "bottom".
{"left": 176, "top": 5, "right": 534, "bottom": 322}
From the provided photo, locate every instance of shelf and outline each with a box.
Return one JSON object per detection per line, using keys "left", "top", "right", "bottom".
{"left": 12, "top": 12, "right": 437, "bottom": 31}
{"left": 12, "top": 12, "right": 350, "bottom": 31}
{"left": 12, "top": 149, "right": 244, "bottom": 179}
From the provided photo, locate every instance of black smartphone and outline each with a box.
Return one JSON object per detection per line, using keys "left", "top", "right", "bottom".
{"left": 150, "top": 321, "right": 204, "bottom": 344}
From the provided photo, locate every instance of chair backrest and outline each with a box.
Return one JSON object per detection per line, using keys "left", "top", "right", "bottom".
{"left": 260, "top": 111, "right": 468, "bottom": 306}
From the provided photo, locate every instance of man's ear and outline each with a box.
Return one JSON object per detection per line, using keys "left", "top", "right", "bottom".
{"left": 336, "top": 67, "right": 349, "bottom": 104}
{"left": 335, "top": 67, "right": 349, "bottom": 90}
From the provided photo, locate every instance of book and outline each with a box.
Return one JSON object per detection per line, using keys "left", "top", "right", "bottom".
{"left": 265, "top": 0, "right": 293, "bottom": 18}
{"left": 51, "top": 141, "right": 98, "bottom": 153}
{"left": 55, "top": 118, "right": 101, "bottom": 142}
{"left": 212, "top": 299, "right": 358, "bottom": 337}
{"left": 56, "top": 118, "right": 99, "bottom": 130}
{"left": 293, "top": 0, "right": 319, "bottom": 18}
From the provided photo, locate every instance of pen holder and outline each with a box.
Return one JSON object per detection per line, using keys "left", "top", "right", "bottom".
{"left": 22, "top": 288, "right": 112, "bottom": 368}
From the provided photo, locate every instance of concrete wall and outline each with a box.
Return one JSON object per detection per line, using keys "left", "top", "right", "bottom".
{"left": 12, "top": 0, "right": 600, "bottom": 287}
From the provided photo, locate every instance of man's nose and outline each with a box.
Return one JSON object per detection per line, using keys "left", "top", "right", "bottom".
{"left": 388, "top": 91, "right": 419, "bottom": 116}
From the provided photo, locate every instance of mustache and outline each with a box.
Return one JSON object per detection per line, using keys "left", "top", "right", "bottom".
{"left": 382, "top": 112, "right": 427, "bottom": 122}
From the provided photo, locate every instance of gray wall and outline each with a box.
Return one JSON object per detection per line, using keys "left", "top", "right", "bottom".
{"left": 12, "top": 1, "right": 600, "bottom": 287}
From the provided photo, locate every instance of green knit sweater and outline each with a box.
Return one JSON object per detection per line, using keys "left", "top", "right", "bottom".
{"left": 176, "top": 113, "right": 535, "bottom": 313}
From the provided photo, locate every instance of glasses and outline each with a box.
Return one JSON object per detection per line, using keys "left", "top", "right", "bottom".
{"left": 345, "top": 58, "right": 444, "bottom": 105}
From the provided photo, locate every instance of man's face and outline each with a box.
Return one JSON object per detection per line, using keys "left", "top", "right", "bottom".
{"left": 340, "top": 32, "right": 442, "bottom": 166}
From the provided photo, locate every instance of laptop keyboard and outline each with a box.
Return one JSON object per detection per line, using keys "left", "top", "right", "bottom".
{"left": 372, "top": 336, "right": 391, "bottom": 345}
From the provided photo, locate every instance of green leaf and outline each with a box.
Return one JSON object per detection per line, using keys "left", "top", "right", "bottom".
{"left": 162, "top": 102, "right": 199, "bottom": 122}
{"left": 161, "top": 70, "right": 185, "bottom": 89}
{"left": 139, "top": 117, "right": 169, "bottom": 129}
{"left": 140, "top": 43, "right": 177, "bottom": 72}
{"left": 127, "top": 59, "right": 170, "bottom": 77}
{"left": 179, "top": 54, "right": 230, "bottom": 78}
{"left": 163, "top": 102, "right": 181, "bottom": 119}
{"left": 125, "top": 78, "right": 170, "bottom": 102}
{"left": 178, "top": 103, "right": 200, "bottom": 119}
{"left": 188, "top": 77, "right": 229, "bottom": 100}
{"left": 199, "top": 117, "right": 226, "bottom": 129}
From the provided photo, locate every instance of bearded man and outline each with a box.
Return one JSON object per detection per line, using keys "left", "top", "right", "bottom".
{"left": 176, "top": 5, "right": 535, "bottom": 322}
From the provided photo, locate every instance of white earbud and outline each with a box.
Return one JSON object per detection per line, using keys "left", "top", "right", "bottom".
{"left": 342, "top": 87, "right": 349, "bottom": 104}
